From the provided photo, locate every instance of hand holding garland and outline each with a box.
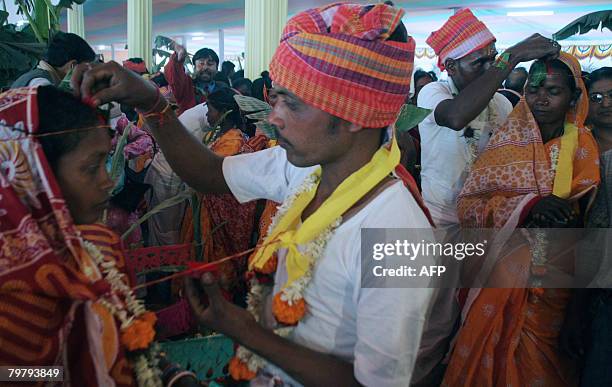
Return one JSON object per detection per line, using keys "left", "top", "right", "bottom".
{"left": 184, "top": 274, "right": 362, "bottom": 387}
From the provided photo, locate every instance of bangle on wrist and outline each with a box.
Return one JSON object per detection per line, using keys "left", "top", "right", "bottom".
{"left": 167, "top": 371, "right": 197, "bottom": 387}
{"left": 494, "top": 51, "right": 512, "bottom": 70}
{"left": 137, "top": 88, "right": 164, "bottom": 115}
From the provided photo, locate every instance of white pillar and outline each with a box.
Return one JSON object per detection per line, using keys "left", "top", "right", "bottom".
{"left": 127, "top": 0, "right": 153, "bottom": 68}
{"left": 218, "top": 28, "right": 225, "bottom": 62}
{"left": 244, "top": 0, "right": 287, "bottom": 79}
{"left": 67, "top": 4, "right": 86, "bottom": 39}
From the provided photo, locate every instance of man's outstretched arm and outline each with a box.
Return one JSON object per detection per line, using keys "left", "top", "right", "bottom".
{"left": 71, "top": 61, "right": 229, "bottom": 194}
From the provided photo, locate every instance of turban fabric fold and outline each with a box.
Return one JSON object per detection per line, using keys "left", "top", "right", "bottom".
{"left": 426, "top": 8, "right": 496, "bottom": 70}
{"left": 269, "top": 2, "right": 415, "bottom": 128}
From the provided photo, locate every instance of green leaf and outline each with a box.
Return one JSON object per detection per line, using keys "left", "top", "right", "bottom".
{"left": 529, "top": 61, "right": 547, "bottom": 87}
{"left": 553, "top": 10, "right": 612, "bottom": 40}
{"left": 154, "top": 35, "right": 174, "bottom": 50}
{"left": 121, "top": 189, "right": 192, "bottom": 241}
{"left": 395, "top": 104, "right": 431, "bottom": 133}
{"left": 234, "top": 94, "right": 271, "bottom": 113}
{"left": 152, "top": 48, "right": 171, "bottom": 58}
{"left": 256, "top": 121, "right": 277, "bottom": 140}
{"left": 109, "top": 123, "right": 131, "bottom": 192}
{"left": 58, "top": 67, "right": 73, "bottom": 92}
{"left": 0, "top": 10, "right": 8, "bottom": 25}
{"left": 245, "top": 111, "right": 269, "bottom": 121}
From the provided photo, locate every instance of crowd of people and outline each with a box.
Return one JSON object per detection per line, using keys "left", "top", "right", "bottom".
{"left": 0, "top": 2, "right": 611, "bottom": 386}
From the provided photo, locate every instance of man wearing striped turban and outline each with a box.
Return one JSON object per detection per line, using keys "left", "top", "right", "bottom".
{"left": 418, "top": 9, "right": 561, "bottom": 229}
{"left": 72, "top": 3, "right": 439, "bottom": 386}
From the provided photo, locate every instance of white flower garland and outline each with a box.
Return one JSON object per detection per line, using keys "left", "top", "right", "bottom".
{"left": 465, "top": 100, "right": 500, "bottom": 169}
{"left": 235, "top": 171, "right": 342, "bottom": 374}
{"left": 82, "top": 240, "right": 163, "bottom": 387}
{"left": 528, "top": 145, "right": 560, "bottom": 289}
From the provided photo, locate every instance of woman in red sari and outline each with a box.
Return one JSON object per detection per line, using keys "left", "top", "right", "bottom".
{"left": 0, "top": 86, "right": 196, "bottom": 386}
{"left": 442, "top": 53, "right": 600, "bottom": 386}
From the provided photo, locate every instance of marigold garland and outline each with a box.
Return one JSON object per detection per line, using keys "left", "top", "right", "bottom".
{"left": 228, "top": 357, "right": 257, "bottom": 380}
{"left": 272, "top": 293, "right": 306, "bottom": 325}
{"left": 228, "top": 172, "right": 341, "bottom": 380}
{"left": 121, "top": 312, "right": 157, "bottom": 351}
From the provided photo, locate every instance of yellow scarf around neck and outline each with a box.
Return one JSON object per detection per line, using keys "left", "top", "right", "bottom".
{"left": 250, "top": 135, "right": 401, "bottom": 288}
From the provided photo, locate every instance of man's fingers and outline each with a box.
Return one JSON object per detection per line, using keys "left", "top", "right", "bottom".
{"left": 91, "top": 85, "right": 124, "bottom": 107}
{"left": 70, "top": 63, "right": 89, "bottom": 98}
{"left": 199, "top": 273, "right": 224, "bottom": 305}
{"left": 79, "top": 64, "right": 111, "bottom": 102}
{"left": 184, "top": 277, "right": 206, "bottom": 315}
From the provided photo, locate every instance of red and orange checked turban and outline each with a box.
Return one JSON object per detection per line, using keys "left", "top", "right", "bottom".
{"left": 269, "top": 2, "right": 415, "bottom": 128}
{"left": 426, "top": 8, "right": 496, "bottom": 71}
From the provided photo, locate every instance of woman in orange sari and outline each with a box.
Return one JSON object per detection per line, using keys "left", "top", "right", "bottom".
{"left": 442, "top": 53, "right": 600, "bottom": 386}
{"left": 180, "top": 88, "right": 259, "bottom": 302}
{"left": 0, "top": 86, "right": 196, "bottom": 386}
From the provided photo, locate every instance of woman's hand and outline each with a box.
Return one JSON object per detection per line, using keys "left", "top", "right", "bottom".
{"left": 70, "top": 61, "right": 159, "bottom": 111}
{"left": 528, "top": 195, "right": 578, "bottom": 228}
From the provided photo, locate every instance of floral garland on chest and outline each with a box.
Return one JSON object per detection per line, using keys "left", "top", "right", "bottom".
{"left": 228, "top": 134, "right": 403, "bottom": 380}
{"left": 81, "top": 239, "right": 163, "bottom": 387}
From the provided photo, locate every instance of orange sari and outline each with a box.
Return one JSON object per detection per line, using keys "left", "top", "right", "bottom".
{"left": 443, "top": 53, "right": 600, "bottom": 387}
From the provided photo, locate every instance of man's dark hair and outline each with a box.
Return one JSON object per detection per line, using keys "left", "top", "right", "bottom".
{"left": 231, "top": 69, "right": 245, "bottom": 82}
{"left": 37, "top": 86, "right": 103, "bottom": 171}
{"left": 42, "top": 32, "right": 96, "bottom": 67}
{"left": 193, "top": 48, "right": 219, "bottom": 66}
{"left": 150, "top": 72, "right": 169, "bottom": 88}
{"left": 221, "top": 61, "right": 235, "bottom": 75}
{"left": 126, "top": 57, "right": 144, "bottom": 64}
{"left": 207, "top": 87, "right": 244, "bottom": 131}
{"left": 504, "top": 67, "right": 528, "bottom": 93}
{"left": 413, "top": 69, "right": 433, "bottom": 86}
{"left": 233, "top": 78, "right": 253, "bottom": 95}
{"left": 585, "top": 67, "right": 612, "bottom": 91}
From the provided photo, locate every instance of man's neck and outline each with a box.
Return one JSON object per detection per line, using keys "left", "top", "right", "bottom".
{"left": 539, "top": 120, "right": 565, "bottom": 144}
{"left": 302, "top": 131, "right": 382, "bottom": 219}
{"left": 593, "top": 125, "right": 612, "bottom": 153}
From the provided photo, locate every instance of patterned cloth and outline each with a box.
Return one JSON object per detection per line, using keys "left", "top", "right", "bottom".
{"left": 457, "top": 52, "right": 597, "bottom": 229}
{"left": 443, "top": 53, "right": 600, "bottom": 387}
{"left": 269, "top": 2, "right": 414, "bottom": 128}
{"left": 426, "top": 8, "right": 496, "bottom": 71}
{"left": 0, "top": 87, "right": 135, "bottom": 386}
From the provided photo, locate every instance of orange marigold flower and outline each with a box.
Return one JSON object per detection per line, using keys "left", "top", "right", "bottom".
{"left": 272, "top": 292, "right": 305, "bottom": 325}
{"left": 229, "top": 357, "right": 256, "bottom": 380}
{"left": 249, "top": 252, "right": 278, "bottom": 275}
{"left": 120, "top": 315, "right": 156, "bottom": 351}
{"left": 140, "top": 311, "right": 157, "bottom": 325}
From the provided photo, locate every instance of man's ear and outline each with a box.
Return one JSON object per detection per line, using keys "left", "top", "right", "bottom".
{"left": 445, "top": 59, "right": 457, "bottom": 76}
{"left": 347, "top": 121, "right": 365, "bottom": 133}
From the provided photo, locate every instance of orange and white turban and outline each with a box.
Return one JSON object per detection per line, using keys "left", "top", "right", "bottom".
{"left": 269, "top": 2, "right": 415, "bottom": 128}
{"left": 426, "top": 8, "right": 496, "bottom": 70}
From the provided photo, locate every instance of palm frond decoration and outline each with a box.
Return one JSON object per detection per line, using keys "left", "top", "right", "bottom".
{"left": 395, "top": 104, "right": 431, "bottom": 133}
{"left": 233, "top": 95, "right": 277, "bottom": 139}
{"left": 553, "top": 10, "right": 612, "bottom": 41}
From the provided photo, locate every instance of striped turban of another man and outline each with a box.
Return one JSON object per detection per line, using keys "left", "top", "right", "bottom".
{"left": 269, "top": 2, "right": 415, "bottom": 128}
{"left": 426, "top": 8, "right": 496, "bottom": 71}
